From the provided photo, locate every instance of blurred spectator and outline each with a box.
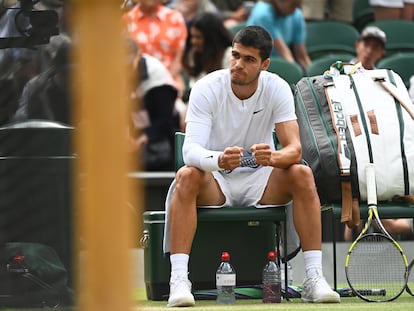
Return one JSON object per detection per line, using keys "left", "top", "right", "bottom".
{"left": 247, "top": 0, "right": 311, "bottom": 70}
{"left": 369, "top": 0, "right": 414, "bottom": 21}
{"left": 0, "top": 53, "right": 18, "bottom": 124}
{"left": 301, "top": 0, "right": 355, "bottom": 23}
{"left": 0, "top": 0, "right": 64, "bottom": 125}
{"left": 123, "top": 0, "right": 188, "bottom": 94}
{"left": 13, "top": 34, "right": 73, "bottom": 125}
{"left": 182, "top": 12, "right": 233, "bottom": 91}
{"left": 168, "top": 0, "right": 220, "bottom": 28}
{"left": 0, "top": 0, "right": 17, "bottom": 14}
{"left": 350, "top": 25, "right": 386, "bottom": 70}
{"left": 211, "top": 0, "right": 255, "bottom": 28}
{"left": 121, "top": 0, "right": 138, "bottom": 11}
{"left": 128, "top": 40, "right": 179, "bottom": 171}
{"left": 402, "top": 0, "right": 414, "bottom": 20}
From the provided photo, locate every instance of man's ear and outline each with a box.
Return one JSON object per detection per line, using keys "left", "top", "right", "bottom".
{"left": 262, "top": 58, "right": 270, "bottom": 71}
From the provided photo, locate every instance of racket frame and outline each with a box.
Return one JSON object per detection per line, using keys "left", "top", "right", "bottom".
{"left": 344, "top": 164, "right": 409, "bottom": 302}
{"left": 406, "top": 259, "right": 414, "bottom": 296}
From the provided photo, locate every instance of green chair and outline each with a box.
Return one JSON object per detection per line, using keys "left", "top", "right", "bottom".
{"left": 142, "top": 132, "right": 289, "bottom": 301}
{"left": 229, "top": 21, "right": 247, "bottom": 35}
{"left": 174, "top": 132, "right": 186, "bottom": 171}
{"left": 306, "top": 21, "right": 360, "bottom": 60}
{"left": 174, "top": 132, "right": 291, "bottom": 293}
{"left": 353, "top": 0, "right": 374, "bottom": 32}
{"left": 266, "top": 57, "right": 304, "bottom": 90}
{"left": 305, "top": 53, "right": 355, "bottom": 77}
{"left": 368, "top": 20, "right": 414, "bottom": 55}
{"left": 377, "top": 52, "right": 414, "bottom": 88}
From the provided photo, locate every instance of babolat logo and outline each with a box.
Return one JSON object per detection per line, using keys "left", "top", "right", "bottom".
{"left": 331, "top": 100, "right": 346, "bottom": 142}
{"left": 331, "top": 99, "right": 351, "bottom": 162}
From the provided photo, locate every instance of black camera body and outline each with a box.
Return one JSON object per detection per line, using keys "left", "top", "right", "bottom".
{"left": 0, "top": 0, "right": 59, "bottom": 48}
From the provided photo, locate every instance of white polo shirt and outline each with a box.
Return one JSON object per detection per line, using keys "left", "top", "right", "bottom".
{"left": 183, "top": 69, "right": 296, "bottom": 171}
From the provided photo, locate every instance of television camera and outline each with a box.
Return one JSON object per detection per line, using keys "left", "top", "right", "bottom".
{"left": 0, "top": 0, "right": 59, "bottom": 48}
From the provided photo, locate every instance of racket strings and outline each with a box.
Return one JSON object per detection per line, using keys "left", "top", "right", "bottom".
{"left": 346, "top": 234, "right": 407, "bottom": 301}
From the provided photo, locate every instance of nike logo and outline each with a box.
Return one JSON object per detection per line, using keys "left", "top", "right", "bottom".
{"left": 253, "top": 108, "right": 264, "bottom": 114}
{"left": 206, "top": 155, "right": 213, "bottom": 158}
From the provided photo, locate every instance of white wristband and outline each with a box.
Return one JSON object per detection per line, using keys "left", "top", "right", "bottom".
{"left": 199, "top": 152, "right": 221, "bottom": 171}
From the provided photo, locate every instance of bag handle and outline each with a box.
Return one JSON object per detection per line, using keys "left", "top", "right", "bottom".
{"left": 373, "top": 76, "right": 414, "bottom": 120}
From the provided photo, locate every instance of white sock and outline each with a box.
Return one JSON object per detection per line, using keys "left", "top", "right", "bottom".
{"left": 170, "top": 253, "right": 189, "bottom": 280}
{"left": 303, "top": 250, "right": 323, "bottom": 279}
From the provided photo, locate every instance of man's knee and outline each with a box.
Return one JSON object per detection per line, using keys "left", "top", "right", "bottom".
{"left": 289, "top": 164, "right": 317, "bottom": 191}
{"left": 175, "top": 166, "right": 204, "bottom": 190}
{"left": 290, "top": 163, "right": 314, "bottom": 180}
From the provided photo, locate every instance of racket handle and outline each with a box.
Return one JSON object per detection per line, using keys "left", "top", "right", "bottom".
{"left": 366, "top": 164, "right": 377, "bottom": 206}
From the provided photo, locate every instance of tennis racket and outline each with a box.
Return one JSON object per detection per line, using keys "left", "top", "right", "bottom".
{"left": 345, "top": 163, "right": 409, "bottom": 302}
{"left": 406, "top": 259, "right": 414, "bottom": 296}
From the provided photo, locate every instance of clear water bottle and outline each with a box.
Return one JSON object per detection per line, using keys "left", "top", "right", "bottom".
{"left": 216, "top": 251, "right": 236, "bottom": 304}
{"left": 280, "top": 260, "right": 293, "bottom": 287}
{"left": 262, "top": 251, "right": 281, "bottom": 303}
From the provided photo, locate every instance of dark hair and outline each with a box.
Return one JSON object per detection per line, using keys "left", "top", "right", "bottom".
{"left": 49, "top": 35, "right": 72, "bottom": 71}
{"left": 232, "top": 26, "right": 273, "bottom": 61}
{"left": 182, "top": 12, "right": 233, "bottom": 77}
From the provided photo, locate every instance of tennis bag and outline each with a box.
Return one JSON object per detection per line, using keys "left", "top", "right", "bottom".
{"left": 0, "top": 242, "right": 73, "bottom": 308}
{"left": 294, "top": 69, "right": 414, "bottom": 227}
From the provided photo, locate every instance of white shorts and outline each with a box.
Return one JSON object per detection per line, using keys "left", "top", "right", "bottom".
{"left": 211, "top": 166, "right": 286, "bottom": 207}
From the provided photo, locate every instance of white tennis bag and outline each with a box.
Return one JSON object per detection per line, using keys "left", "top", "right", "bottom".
{"left": 295, "top": 67, "right": 414, "bottom": 227}
{"left": 325, "top": 69, "right": 414, "bottom": 202}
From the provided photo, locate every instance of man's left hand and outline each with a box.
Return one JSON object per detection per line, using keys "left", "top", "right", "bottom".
{"left": 251, "top": 144, "right": 272, "bottom": 166}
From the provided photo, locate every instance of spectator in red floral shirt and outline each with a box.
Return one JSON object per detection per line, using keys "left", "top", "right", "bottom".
{"left": 123, "top": 0, "right": 188, "bottom": 93}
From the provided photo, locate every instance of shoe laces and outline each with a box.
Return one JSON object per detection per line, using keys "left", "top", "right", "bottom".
{"left": 304, "top": 275, "right": 330, "bottom": 291}
{"left": 305, "top": 267, "right": 323, "bottom": 280}
{"left": 170, "top": 274, "right": 191, "bottom": 289}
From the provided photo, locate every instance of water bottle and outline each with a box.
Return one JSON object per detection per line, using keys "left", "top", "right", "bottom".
{"left": 216, "top": 251, "right": 236, "bottom": 304}
{"left": 262, "top": 251, "right": 281, "bottom": 303}
{"left": 280, "top": 260, "right": 293, "bottom": 287}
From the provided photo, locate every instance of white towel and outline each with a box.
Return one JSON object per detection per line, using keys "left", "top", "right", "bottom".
{"left": 163, "top": 179, "right": 176, "bottom": 254}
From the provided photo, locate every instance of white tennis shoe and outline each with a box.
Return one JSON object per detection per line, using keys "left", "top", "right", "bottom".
{"left": 167, "top": 275, "right": 195, "bottom": 307}
{"left": 301, "top": 275, "right": 341, "bottom": 303}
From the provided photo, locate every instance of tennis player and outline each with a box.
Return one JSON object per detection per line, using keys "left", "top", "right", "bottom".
{"left": 166, "top": 25, "right": 340, "bottom": 307}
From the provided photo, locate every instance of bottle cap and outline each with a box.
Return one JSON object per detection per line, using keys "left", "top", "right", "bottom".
{"left": 221, "top": 251, "right": 230, "bottom": 261}
{"left": 267, "top": 251, "right": 276, "bottom": 261}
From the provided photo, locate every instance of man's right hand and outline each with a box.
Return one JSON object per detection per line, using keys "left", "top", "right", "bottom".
{"left": 218, "top": 146, "right": 244, "bottom": 170}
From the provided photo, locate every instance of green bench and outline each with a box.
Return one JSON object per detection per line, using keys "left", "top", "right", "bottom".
{"left": 139, "top": 133, "right": 289, "bottom": 301}
{"left": 173, "top": 132, "right": 290, "bottom": 294}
